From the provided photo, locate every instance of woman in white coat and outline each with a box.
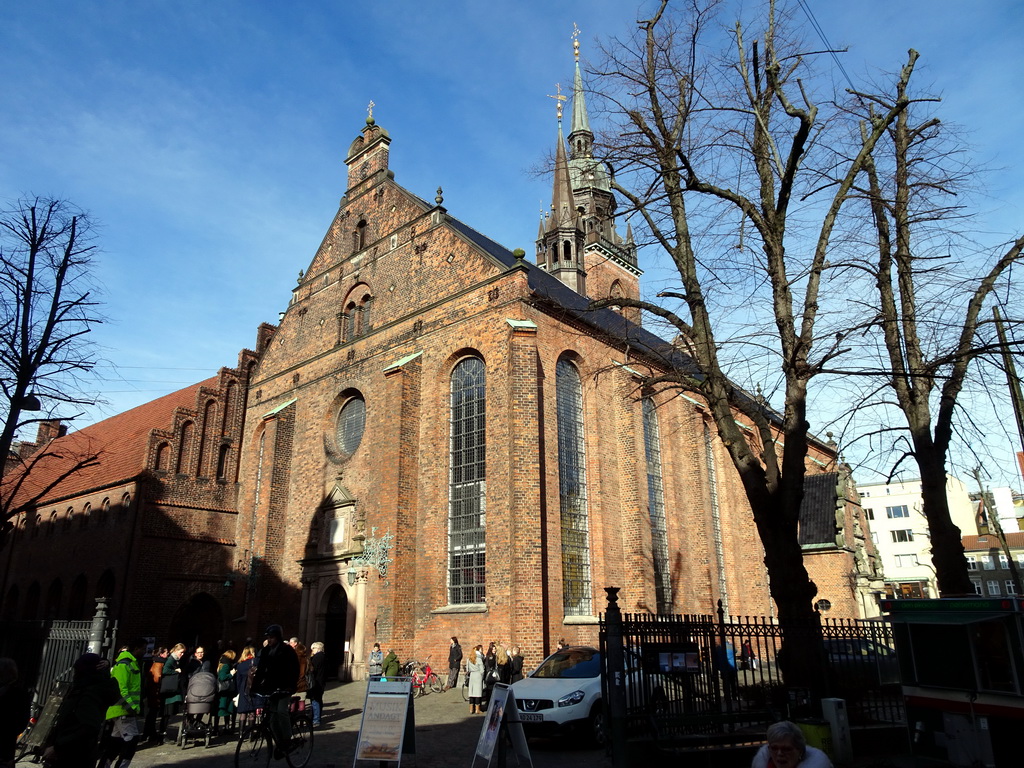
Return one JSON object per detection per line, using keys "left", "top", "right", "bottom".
{"left": 466, "top": 645, "right": 485, "bottom": 714}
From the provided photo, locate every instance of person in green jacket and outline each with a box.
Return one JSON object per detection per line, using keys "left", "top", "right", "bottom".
{"left": 381, "top": 649, "right": 400, "bottom": 678}
{"left": 100, "top": 638, "right": 147, "bottom": 768}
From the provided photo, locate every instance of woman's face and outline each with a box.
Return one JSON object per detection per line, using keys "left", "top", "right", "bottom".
{"left": 195, "top": 647, "right": 205, "bottom": 659}
{"left": 768, "top": 739, "right": 801, "bottom": 768}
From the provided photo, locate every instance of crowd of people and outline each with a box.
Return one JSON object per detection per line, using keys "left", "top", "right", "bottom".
{"left": 0, "top": 624, "right": 329, "bottom": 768}
{"left": 369, "top": 637, "right": 526, "bottom": 716}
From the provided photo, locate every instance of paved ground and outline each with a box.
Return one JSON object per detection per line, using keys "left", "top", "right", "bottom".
{"left": 77, "top": 683, "right": 947, "bottom": 768}
{"left": 125, "top": 680, "right": 611, "bottom": 768}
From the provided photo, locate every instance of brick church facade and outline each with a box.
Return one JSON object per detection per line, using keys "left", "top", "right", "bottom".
{"left": 0, "top": 48, "right": 882, "bottom": 676}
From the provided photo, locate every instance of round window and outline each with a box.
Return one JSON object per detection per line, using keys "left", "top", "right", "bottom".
{"left": 815, "top": 599, "right": 832, "bottom": 613}
{"left": 336, "top": 397, "right": 366, "bottom": 455}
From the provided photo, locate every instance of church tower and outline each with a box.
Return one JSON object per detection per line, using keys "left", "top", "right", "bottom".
{"left": 536, "top": 29, "right": 641, "bottom": 317}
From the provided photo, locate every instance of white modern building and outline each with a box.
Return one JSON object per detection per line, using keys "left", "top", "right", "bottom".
{"left": 858, "top": 476, "right": 978, "bottom": 599}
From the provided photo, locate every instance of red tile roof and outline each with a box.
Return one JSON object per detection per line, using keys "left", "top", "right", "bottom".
{"left": 963, "top": 532, "right": 1024, "bottom": 551}
{"left": 5, "top": 377, "right": 217, "bottom": 506}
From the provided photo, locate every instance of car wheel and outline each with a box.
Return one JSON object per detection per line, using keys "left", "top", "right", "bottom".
{"left": 588, "top": 704, "right": 606, "bottom": 747}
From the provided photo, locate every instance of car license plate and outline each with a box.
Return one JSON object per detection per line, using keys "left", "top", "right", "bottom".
{"left": 519, "top": 713, "right": 543, "bottom": 722}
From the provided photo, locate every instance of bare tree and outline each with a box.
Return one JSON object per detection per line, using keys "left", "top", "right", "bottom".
{"left": 834, "top": 73, "right": 1024, "bottom": 595}
{"left": 584, "top": 0, "right": 917, "bottom": 687}
{"left": 0, "top": 196, "right": 103, "bottom": 547}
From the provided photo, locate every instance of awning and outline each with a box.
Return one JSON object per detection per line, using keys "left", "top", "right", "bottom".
{"left": 887, "top": 611, "right": 1016, "bottom": 625}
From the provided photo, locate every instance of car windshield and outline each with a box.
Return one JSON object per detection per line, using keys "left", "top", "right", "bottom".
{"left": 531, "top": 648, "right": 601, "bottom": 679}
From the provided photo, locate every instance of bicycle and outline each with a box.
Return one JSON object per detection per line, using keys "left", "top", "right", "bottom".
{"left": 235, "top": 692, "right": 314, "bottom": 768}
{"left": 461, "top": 673, "right": 470, "bottom": 702}
{"left": 401, "top": 660, "right": 443, "bottom": 697}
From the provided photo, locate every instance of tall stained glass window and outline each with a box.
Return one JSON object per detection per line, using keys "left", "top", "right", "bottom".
{"left": 557, "top": 358, "right": 591, "bottom": 615}
{"left": 643, "top": 398, "right": 672, "bottom": 613}
{"left": 449, "top": 357, "right": 486, "bottom": 604}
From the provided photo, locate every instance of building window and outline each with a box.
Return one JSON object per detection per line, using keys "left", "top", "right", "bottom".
{"left": 885, "top": 505, "right": 909, "bottom": 519}
{"left": 704, "top": 422, "right": 728, "bottom": 616}
{"left": 982, "top": 555, "right": 996, "bottom": 571}
{"left": 1005, "top": 580, "right": 1018, "bottom": 595}
{"left": 1017, "top": 554, "right": 1024, "bottom": 568}
{"left": 998, "top": 554, "right": 1009, "bottom": 569}
{"left": 967, "top": 556, "right": 978, "bottom": 571}
{"left": 336, "top": 396, "right": 367, "bottom": 455}
{"left": 972, "top": 580, "right": 983, "bottom": 595}
{"left": 448, "top": 357, "right": 486, "bottom": 605}
{"left": 891, "top": 529, "right": 914, "bottom": 543}
{"left": 895, "top": 554, "right": 919, "bottom": 568}
{"left": 987, "top": 580, "right": 1000, "bottom": 596}
{"left": 557, "top": 359, "right": 591, "bottom": 616}
{"left": 643, "top": 398, "right": 672, "bottom": 614}
{"left": 864, "top": 507, "right": 874, "bottom": 520}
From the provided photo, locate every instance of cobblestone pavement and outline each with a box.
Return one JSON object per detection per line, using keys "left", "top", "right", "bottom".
{"left": 124, "top": 681, "right": 611, "bottom": 768}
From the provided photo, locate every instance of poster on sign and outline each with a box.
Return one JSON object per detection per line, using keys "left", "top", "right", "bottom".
{"left": 471, "top": 684, "right": 532, "bottom": 768}
{"left": 354, "top": 679, "right": 413, "bottom": 765}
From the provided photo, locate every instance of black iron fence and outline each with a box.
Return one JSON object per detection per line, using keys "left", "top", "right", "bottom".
{"left": 0, "top": 598, "right": 117, "bottom": 709}
{"left": 600, "top": 594, "right": 904, "bottom": 746}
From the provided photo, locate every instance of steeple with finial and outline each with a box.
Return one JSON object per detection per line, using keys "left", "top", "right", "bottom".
{"left": 536, "top": 24, "right": 640, "bottom": 301}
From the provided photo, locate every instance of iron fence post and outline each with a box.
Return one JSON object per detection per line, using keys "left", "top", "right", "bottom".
{"left": 86, "top": 596, "right": 109, "bottom": 654}
{"left": 604, "top": 587, "right": 627, "bottom": 768}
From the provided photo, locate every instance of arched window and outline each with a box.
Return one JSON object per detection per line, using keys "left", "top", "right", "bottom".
{"left": 80, "top": 503, "right": 91, "bottom": 529}
{"left": 336, "top": 396, "right": 367, "bottom": 455}
{"left": 23, "top": 581, "right": 40, "bottom": 620}
{"left": 359, "top": 293, "right": 373, "bottom": 333}
{"left": 47, "top": 511, "right": 57, "bottom": 536}
{"left": 177, "top": 421, "right": 194, "bottom": 474}
{"left": 45, "top": 578, "right": 62, "bottom": 619}
{"left": 32, "top": 514, "right": 41, "bottom": 538}
{"left": 155, "top": 442, "right": 170, "bottom": 471}
{"left": 2, "top": 585, "right": 19, "bottom": 622}
{"left": 197, "top": 400, "right": 216, "bottom": 477}
{"left": 216, "top": 443, "right": 230, "bottom": 480}
{"left": 448, "top": 357, "right": 487, "bottom": 605}
{"left": 222, "top": 381, "right": 237, "bottom": 435}
{"left": 120, "top": 493, "right": 132, "bottom": 520}
{"left": 64, "top": 507, "right": 74, "bottom": 530}
{"left": 101, "top": 498, "right": 111, "bottom": 526}
{"left": 68, "top": 575, "right": 88, "bottom": 620}
{"left": 562, "top": 241, "right": 572, "bottom": 262}
{"left": 354, "top": 220, "right": 367, "bottom": 251}
{"left": 704, "top": 422, "right": 728, "bottom": 615}
{"left": 556, "top": 358, "right": 591, "bottom": 615}
{"left": 345, "top": 302, "right": 358, "bottom": 342}
{"left": 643, "top": 398, "right": 672, "bottom": 613}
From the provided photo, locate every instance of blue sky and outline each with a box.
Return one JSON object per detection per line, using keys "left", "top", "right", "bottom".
{"left": 2, "top": 1, "right": 1022, "bottom": 491}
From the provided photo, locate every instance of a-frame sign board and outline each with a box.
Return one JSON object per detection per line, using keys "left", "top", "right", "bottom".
{"left": 353, "top": 678, "right": 416, "bottom": 767}
{"left": 471, "top": 683, "right": 533, "bottom": 768}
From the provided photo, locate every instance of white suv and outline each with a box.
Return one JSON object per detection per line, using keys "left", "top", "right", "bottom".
{"left": 510, "top": 646, "right": 606, "bottom": 745}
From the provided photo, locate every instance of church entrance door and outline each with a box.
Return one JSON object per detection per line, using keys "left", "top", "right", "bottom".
{"left": 322, "top": 584, "right": 347, "bottom": 679}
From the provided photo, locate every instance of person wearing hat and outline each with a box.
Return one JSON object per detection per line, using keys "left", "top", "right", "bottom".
{"left": 43, "top": 654, "right": 120, "bottom": 768}
{"left": 252, "top": 625, "right": 299, "bottom": 758}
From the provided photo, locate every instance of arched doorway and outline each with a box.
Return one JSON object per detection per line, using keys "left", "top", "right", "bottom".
{"left": 167, "top": 592, "right": 224, "bottom": 651}
{"left": 322, "top": 585, "right": 348, "bottom": 680}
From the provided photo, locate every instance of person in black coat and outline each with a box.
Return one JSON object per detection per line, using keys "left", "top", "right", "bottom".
{"left": 42, "top": 654, "right": 119, "bottom": 768}
{"left": 233, "top": 646, "right": 259, "bottom": 729}
{"left": 446, "top": 637, "right": 463, "bottom": 691}
{"left": 481, "top": 642, "right": 497, "bottom": 711}
{"left": 252, "top": 625, "right": 299, "bottom": 758}
{"left": 305, "top": 642, "right": 327, "bottom": 727}
{"left": 509, "top": 646, "right": 525, "bottom": 682}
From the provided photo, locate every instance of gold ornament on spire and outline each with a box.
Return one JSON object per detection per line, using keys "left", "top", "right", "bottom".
{"left": 572, "top": 22, "right": 581, "bottom": 61}
{"left": 547, "top": 83, "right": 567, "bottom": 121}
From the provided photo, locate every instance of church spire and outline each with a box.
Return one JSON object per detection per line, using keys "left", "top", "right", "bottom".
{"left": 549, "top": 117, "right": 575, "bottom": 230}
{"left": 569, "top": 24, "right": 592, "bottom": 149}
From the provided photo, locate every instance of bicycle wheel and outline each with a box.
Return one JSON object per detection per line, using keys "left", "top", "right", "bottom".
{"left": 285, "top": 715, "right": 314, "bottom": 768}
{"left": 235, "top": 723, "right": 271, "bottom": 768}
{"left": 429, "top": 673, "right": 443, "bottom": 694}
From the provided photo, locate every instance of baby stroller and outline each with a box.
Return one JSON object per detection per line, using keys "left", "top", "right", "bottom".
{"left": 176, "top": 670, "right": 217, "bottom": 749}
